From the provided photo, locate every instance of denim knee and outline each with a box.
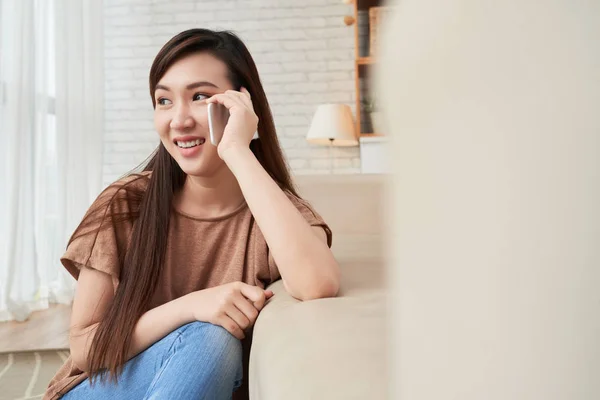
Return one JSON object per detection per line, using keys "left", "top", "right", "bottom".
{"left": 180, "top": 321, "right": 241, "bottom": 346}
{"left": 177, "top": 322, "right": 243, "bottom": 375}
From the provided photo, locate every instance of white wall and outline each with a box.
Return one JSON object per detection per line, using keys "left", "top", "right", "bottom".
{"left": 102, "top": 0, "right": 360, "bottom": 186}
{"left": 380, "top": 1, "right": 600, "bottom": 399}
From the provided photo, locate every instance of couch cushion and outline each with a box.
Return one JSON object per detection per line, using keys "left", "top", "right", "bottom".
{"left": 293, "top": 174, "right": 386, "bottom": 237}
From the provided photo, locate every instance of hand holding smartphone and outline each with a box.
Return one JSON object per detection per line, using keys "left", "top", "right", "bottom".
{"left": 207, "top": 102, "right": 229, "bottom": 146}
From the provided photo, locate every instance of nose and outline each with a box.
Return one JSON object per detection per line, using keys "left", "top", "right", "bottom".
{"left": 170, "top": 104, "right": 195, "bottom": 130}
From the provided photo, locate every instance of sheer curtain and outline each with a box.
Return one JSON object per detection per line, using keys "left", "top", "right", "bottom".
{"left": 0, "top": 0, "right": 104, "bottom": 322}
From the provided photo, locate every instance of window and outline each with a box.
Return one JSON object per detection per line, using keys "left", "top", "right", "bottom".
{"left": 0, "top": 0, "right": 6, "bottom": 109}
{"left": 0, "top": 0, "right": 59, "bottom": 303}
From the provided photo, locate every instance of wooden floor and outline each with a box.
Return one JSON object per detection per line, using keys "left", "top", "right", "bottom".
{"left": 0, "top": 304, "right": 71, "bottom": 353}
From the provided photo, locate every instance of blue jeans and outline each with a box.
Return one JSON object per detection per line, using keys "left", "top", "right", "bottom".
{"left": 61, "top": 321, "right": 243, "bottom": 399}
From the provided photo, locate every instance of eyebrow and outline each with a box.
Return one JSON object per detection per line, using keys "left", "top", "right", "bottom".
{"left": 155, "top": 81, "right": 219, "bottom": 92}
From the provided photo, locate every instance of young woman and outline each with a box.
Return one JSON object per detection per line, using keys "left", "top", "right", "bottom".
{"left": 43, "top": 28, "right": 340, "bottom": 400}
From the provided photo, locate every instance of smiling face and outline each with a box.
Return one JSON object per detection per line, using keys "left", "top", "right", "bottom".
{"left": 153, "top": 52, "right": 235, "bottom": 177}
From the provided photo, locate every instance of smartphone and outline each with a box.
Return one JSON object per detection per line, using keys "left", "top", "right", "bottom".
{"left": 207, "top": 102, "right": 229, "bottom": 146}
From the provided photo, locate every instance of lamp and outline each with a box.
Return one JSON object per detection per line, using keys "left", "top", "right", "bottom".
{"left": 306, "top": 104, "right": 358, "bottom": 173}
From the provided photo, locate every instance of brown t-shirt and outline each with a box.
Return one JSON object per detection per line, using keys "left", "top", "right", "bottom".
{"left": 43, "top": 171, "right": 331, "bottom": 400}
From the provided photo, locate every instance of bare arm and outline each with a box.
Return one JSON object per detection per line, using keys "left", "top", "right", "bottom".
{"left": 223, "top": 146, "right": 340, "bottom": 301}
{"left": 207, "top": 88, "right": 340, "bottom": 301}
{"left": 69, "top": 266, "right": 194, "bottom": 372}
{"left": 70, "top": 266, "right": 271, "bottom": 373}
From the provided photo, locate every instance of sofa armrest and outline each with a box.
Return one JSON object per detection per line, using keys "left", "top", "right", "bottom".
{"left": 249, "top": 279, "right": 387, "bottom": 400}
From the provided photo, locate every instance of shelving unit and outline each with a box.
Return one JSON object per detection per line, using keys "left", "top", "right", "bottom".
{"left": 351, "top": 0, "right": 386, "bottom": 138}
{"left": 347, "top": 0, "right": 389, "bottom": 174}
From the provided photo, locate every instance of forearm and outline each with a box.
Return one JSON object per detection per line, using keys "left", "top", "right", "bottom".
{"left": 126, "top": 294, "right": 194, "bottom": 359}
{"left": 223, "top": 147, "right": 339, "bottom": 300}
{"left": 74, "top": 294, "right": 194, "bottom": 371}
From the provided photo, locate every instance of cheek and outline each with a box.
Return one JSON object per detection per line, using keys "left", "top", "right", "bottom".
{"left": 192, "top": 105, "right": 209, "bottom": 126}
{"left": 154, "top": 112, "right": 170, "bottom": 137}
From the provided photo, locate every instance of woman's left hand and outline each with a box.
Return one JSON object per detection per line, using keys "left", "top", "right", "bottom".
{"left": 206, "top": 87, "right": 258, "bottom": 160}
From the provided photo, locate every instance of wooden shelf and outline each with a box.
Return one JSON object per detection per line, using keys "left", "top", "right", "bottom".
{"left": 357, "top": 56, "right": 376, "bottom": 65}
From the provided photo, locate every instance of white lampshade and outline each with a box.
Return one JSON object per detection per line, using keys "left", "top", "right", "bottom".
{"left": 306, "top": 104, "right": 358, "bottom": 146}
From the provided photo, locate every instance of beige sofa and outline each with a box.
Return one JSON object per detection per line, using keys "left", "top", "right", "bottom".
{"left": 249, "top": 174, "right": 388, "bottom": 400}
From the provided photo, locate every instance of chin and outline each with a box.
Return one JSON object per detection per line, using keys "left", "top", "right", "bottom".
{"left": 177, "top": 160, "right": 213, "bottom": 177}
{"left": 176, "top": 157, "right": 226, "bottom": 178}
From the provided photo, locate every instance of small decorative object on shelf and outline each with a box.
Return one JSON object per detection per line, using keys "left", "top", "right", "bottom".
{"left": 361, "top": 97, "right": 382, "bottom": 134}
{"left": 369, "top": 6, "right": 392, "bottom": 57}
{"left": 343, "top": 15, "right": 355, "bottom": 26}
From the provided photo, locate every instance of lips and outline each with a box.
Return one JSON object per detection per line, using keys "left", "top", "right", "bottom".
{"left": 175, "top": 141, "right": 203, "bottom": 158}
{"left": 175, "top": 138, "right": 205, "bottom": 148}
{"left": 173, "top": 135, "right": 206, "bottom": 147}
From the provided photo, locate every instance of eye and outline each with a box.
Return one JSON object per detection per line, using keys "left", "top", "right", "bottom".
{"left": 193, "top": 93, "right": 208, "bottom": 101}
{"left": 157, "top": 97, "right": 172, "bottom": 106}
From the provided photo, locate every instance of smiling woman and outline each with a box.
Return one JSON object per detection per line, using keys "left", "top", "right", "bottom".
{"left": 43, "top": 29, "right": 339, "bottom": 400}
{"left": 152, "top": 52, "right": 234, "bottom": 178}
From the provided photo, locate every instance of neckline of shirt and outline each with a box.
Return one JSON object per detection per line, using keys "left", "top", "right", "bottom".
{"left": 171, "top": 200, "right": 249, "bottom": 222}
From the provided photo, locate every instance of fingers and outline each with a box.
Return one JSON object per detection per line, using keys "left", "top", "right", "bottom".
{"left": 238, "top": 283, "right": 269, "bottom": 310}
{"left": 207, "top": 91, "right": 246, "bottom": 111}
{"left": 234, "top": 87, "right": 253, "bottom": 109}
{"left": 206, "top": 92, "right": 243, "bottom": 111}
{"left": 217, "top": 314, "right": 246, "bottom": 340}
{"left": 225, "top": 301, "right": 251, "bottom": 331}
{"left": 234, "top": 292, "right": 260, "bottom": 326}
{"left": 207, "top": 88, "right": 253, "bottom": 112}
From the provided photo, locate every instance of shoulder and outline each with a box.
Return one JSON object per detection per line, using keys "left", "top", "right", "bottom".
{"left": 103, "top": 171, "right": 152, "bottom": 197}
{"left": 80, "top": 171, "right": 152, "bottom": 227}
{"left": 96, "top": 172, "right": 151, "bottom": 206}
{"left": 281, "top": 189, "right": 332, "bottom": 246}
{"left": 282, "top": 189, "right": 322, "bottom": 219}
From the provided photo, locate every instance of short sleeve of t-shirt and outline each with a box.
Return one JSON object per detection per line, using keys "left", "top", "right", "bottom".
{"left": 253, "top": 190, "right": 333, "bottom": 286}
{"left": 60, "top": 174, "right": 145, "bottom": 290}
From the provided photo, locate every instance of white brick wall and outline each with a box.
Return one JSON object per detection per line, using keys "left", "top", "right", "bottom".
{"left": 103, "top": 0, "right": 360, "bottom": 186}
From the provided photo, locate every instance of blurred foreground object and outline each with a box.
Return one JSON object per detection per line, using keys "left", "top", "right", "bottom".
{"left": 377, "top": 1, "right": 600, "bottom": 399}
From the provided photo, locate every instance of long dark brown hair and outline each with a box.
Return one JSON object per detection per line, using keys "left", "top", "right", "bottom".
{"left": 73, "top": 29, "right": 297, "bottom": 383}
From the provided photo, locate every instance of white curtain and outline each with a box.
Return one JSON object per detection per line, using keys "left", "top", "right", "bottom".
{"left": 0, "top": 0, "right": 104, "bottom": 322}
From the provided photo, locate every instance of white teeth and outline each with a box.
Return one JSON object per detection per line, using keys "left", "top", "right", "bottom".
{"left": 176, "top": 138, "right": 205, "bottom": 148}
